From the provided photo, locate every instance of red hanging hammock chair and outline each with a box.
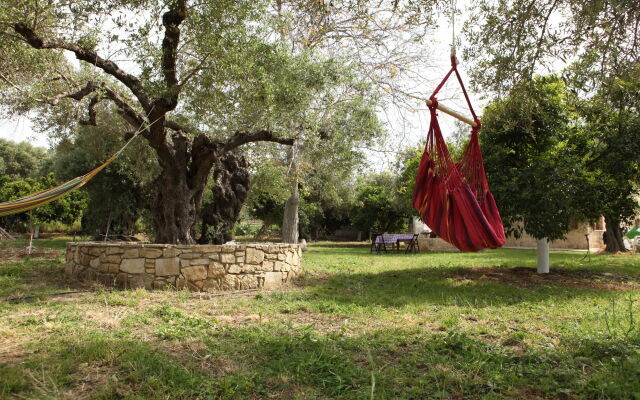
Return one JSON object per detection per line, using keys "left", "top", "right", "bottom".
{"left": 412, "top": 56, "right": 506, "bottom": 252}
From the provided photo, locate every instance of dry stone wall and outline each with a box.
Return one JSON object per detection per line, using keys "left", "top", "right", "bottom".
{"left": 65, "top": 242, "right": 302, "bottom": 291}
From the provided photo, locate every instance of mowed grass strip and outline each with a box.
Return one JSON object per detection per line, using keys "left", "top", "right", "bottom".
{"left": 1, "top": 240, "right": 639, "bottom": 399}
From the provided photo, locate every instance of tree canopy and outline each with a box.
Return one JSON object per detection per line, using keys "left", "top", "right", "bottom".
{"left": 571, "top": 64, "right": 640, "bottom": 251}
{"left": 0, "top": 138, "right": 49, "bottom": 180}
{"left": 350, "top": 173, "right": 409, "bottom": 236}
{"left": 1, "top": 0, "right": 638, "bottom": 252}
{"left": 480, "top": 76, "right": 594, "bottom": 241}
{"left": 52, "top": 112, "right": 158, "bottom": 239}
{"left": 465, "top": 0, "right": 640, "bottom": 94}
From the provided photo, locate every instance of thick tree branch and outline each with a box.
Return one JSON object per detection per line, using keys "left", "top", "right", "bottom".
{"left": 223, "top": 130, "right": 295, "bottom": 152}
{"left": 161, "top": 0, "right": 187, "bottom": 88}
{"left": 54, "top": 80, "right": 148, "bottom": 134}
{"left": 79, "top": 95, "right": 99, "bottom": 126}
{"left": 100, "top": 85, "right": 146, "bottom": 129}
{"left": 165, "top": 119, "right": 193, "bottom": 134}
{"left": 49, "top": 81, "right": 98, "bottom": 106}
{"left": 156, "top": 0, "right": 187, "bottom": 111}
{"left": 171, "top": 130, "right": 191, "bottom": 170}
{"left": 14, "top": 22, "right": 151, "bottom": 111}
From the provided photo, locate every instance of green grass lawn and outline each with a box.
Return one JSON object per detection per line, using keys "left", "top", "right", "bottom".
{"left": 1, "top": 240, "right": 639, "bottom": 399}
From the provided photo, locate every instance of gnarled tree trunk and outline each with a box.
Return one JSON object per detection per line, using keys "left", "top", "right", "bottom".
{"left": 153, "top": 168, "right": 201, "bottom": 244}
{"left": 199, "top": 152, "right": 250, "bottom": 244}
{"left": 603, "top": 214, "right": 627, "bottom": 252}
{"left": 150, "top": 132, "right": 218, "bottom": 244}
{"left": 150, "top": 131, "right": 291, "bottom": 244}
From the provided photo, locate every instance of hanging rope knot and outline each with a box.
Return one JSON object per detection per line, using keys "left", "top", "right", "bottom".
{"left": 450, "top": 54, "right": 458, "bottom": 68}
{"left": 473, "top": 118, "right": 482, "bottom": 130}
{"left": 428, "top": 96, "right": 438, "bottom": 110}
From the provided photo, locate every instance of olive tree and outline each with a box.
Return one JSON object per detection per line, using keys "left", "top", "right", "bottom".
{"left": 1, "top": 0, "right": 439, "bottom": 244}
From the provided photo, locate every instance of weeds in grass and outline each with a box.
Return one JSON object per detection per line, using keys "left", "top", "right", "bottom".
{"left": 153, "top": 304, "right": 213, "bottom": 340}
{"left": 367, "top": 348, "right": 376, "bottom": 400}
{"left": 602, "top": 295, "right": 639, "bottom": 339}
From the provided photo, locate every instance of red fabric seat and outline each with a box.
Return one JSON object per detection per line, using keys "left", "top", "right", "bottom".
{"left": 412, "top": 58, "right": 505, "bottom": 252}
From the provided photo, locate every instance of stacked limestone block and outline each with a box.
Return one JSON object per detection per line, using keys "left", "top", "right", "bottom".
{"left": 65, "top": 242, "right": 302, "bottom": 291}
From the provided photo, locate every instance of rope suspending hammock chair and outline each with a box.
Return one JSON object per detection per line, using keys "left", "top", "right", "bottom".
{"left": 412, "top": 3, "right": 506, "bottom": 252}
{"left": 0, "top": 133, "right": 140, "bottom": 217}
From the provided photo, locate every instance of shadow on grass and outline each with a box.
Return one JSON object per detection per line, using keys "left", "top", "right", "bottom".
{"left": 2, "top": 324, "right": 639, "bottom": 400}
{"left": 304, "top": 267, "right": 630, "bottom": 309}
{"left": 306, "top": 246, "right": 640, "bottom": 274}
{"left": 299, "top": 247, "right": 640, "bottom": 309}
{"left": 0, "top": 256, "right": 71, "bottom": 299}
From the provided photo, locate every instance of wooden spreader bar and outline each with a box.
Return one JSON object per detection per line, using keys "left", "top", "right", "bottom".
{"left": 426, "top": 99, "right": 478, "bottom": 128}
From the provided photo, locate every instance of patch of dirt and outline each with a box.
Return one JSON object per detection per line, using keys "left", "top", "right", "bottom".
{"left": 156, "top": 339, "right": 242, "bottom": 378}
{"left": 514, "top": 388, "right": 548, "bottom": 400}
{"left": 0, "top": 320, "right": 57, "bottom": 374}
{"left": 11, "top": 360, "right": 122, "bottom": 400}
{"left": 2, "top": 280, "right": 105, "bottom": 303}
{"left": 290, "top": 271, "right": 333, "bottom": 288}
{"left": 63, "top": 363, "right": 120, "bottom": 400}
{"left": 445, "top": 267, "right": 640, "bottom": 291}
{"left": 83, "top": 308, "right": 127, "bottom": 329}
{"left": 0, "top": 336, "right": 29, "bottom": 367}
{"left": 283, "top": 311, "right": 352, "bottom": 332}
{"left": 161, "top": 289, "right": 370, "bottom": 335}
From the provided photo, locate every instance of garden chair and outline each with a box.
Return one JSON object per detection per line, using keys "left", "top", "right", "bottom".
{"left": 404, "top": 234, "right": 419, "bottom": 254}
{"left": 370, "top": 232, "right": 385, "bottom": 253}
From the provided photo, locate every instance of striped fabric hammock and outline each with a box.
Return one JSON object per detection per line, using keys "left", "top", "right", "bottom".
{"left": 0, "top": 154, "right": 117, "bottom": 217}
{"left": 412, "top": 55, "right": 506, "bottom": 252}
{"left": 0, "top": 127, "right": 144, "bottom": 218}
